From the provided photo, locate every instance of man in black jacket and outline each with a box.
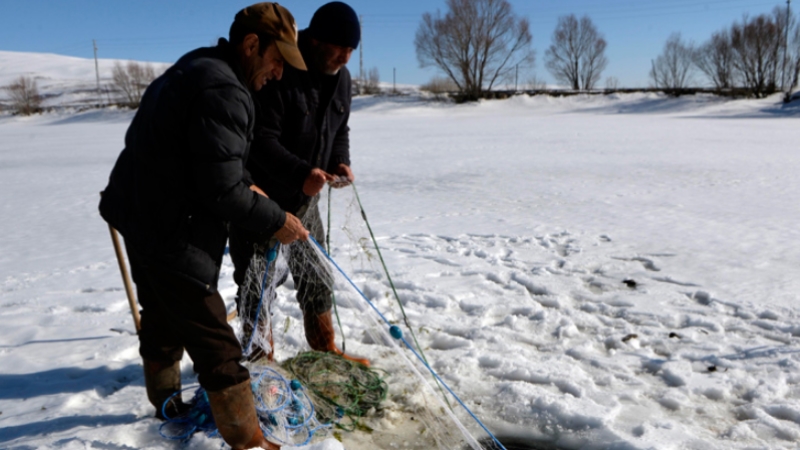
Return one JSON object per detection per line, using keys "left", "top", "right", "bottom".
{"left": 99, "top": 3, "right": 306, "bottom": 449}
{"left": 230, "top": 2, "right": 368, "bottom": 366}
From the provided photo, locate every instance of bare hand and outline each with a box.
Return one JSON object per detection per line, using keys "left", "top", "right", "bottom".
{"left": 329, "top": 164, "right": 354, "bottom": 188}
{"left": 303, "top": 168, "right": 334, "bottom": 196}
{"left": 273, "top": 212, "right": 309, "bottom": 244}
{"left": 249, "top": 184, "right": 268, "bottom": 198}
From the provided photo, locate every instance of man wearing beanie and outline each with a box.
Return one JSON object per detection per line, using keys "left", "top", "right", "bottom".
{"left": 99, "top": 3, "right": 308, "bottom": 449}
{"left": 230, "top": 2, "right": 369, "bottom": 366}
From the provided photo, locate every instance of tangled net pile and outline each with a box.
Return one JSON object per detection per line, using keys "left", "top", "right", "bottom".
{"left": 249, "top": 365, "right": 330, "bottom": 445}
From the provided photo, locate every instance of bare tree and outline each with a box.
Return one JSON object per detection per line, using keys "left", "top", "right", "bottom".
{"left": 525, "top": 74, "right": 548, "bottom": 91}
{"left": 694, "top": 29, "right": 735, "bottom": 90}
{"left": 770, "top": 4, "right": 796, "bottom": 96}
{"left": 776, "top": 6, "right": 800, "bottom": 100}
{"left": 604, "top": 76, "right": 619, "bottom": 91}
{"left": 353, "top": 67, "right": 382, "bottom": 95}
{"left": 421, "top": 76, "right": 459, "bottom": 100}
{"left": 730, "top": 13, "right": 782, "bottom": 97}
{"left": 112, "top": 61, "right": 156, "bottom": 108}
{"left": 4, "top": 76, "right": 42, "bottom": 115}
{"left": 790, "top": 17, "right": 800, "bottom": 97}
{"left": 650, "top": 33, "right": 695, "bottom": 91}
{"left": 544, "top": 14, "right": 608, "bottom": 90}
{"left": 415, "top": 0, "right": 534, "bottom": 100}
{"left": 365, "top": 67, "right": 381, "bottom": 95}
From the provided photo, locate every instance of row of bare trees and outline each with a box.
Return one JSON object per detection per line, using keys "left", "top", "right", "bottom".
{"left": 651, "top": 7, "right": 800, "bottom": 98}
{"left": 417, "top": 0, "right": 799, "bottom": 100}
{"left": 415, "top": 0, "right": 609, "bottom": 99}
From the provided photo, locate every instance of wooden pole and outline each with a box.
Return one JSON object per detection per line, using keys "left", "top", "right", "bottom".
{"left": 108, "top": 225, "right": 141, "bottom": 332}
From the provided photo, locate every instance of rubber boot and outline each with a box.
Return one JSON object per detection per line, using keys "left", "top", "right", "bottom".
{"left": 143, "top": 359, "right": 185, "bottom": 420}
{"left": 206, "top": 380, "right": 278, "bottom": 450}
{"left": 304, "top": 310, "right": 370, "bottom": 367}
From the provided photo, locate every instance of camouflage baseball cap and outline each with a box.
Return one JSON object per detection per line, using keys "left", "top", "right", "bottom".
{"left": 234, "top": 3, "right": 307, "bottom": 71}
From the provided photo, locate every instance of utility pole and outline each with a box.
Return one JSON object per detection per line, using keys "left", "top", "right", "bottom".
{"left": 514, "top": 64, "right": 519, "bottom": 92}
{"left": 359, "top": 15, "right": 364, "bottom": 95}
{"left": 782, "top": 0, "right": 791, "bottom": 102}
{"left": 93, "top": 39, "right": 101, "bottom": 105}
{"left": 393, "top": 67, "right": 396, "bottom": 94}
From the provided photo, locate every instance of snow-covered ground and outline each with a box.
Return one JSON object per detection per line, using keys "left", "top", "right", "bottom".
{"left": 1, "top": 51, "right": 800, "bottom": 449}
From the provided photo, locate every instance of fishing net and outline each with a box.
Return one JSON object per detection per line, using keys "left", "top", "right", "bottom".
{"left": 228, "top": 185, "right": 501, "bottom": 449}
{"left": 249, "top": 364, "right": 330, "bottom": 446}
{"left": 158, "top": 366, "right": 331, "bottom": 447}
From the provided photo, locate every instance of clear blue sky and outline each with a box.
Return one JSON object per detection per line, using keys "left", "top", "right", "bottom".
{"left": 0, "top": 0, "right": 787, "bottom": 88}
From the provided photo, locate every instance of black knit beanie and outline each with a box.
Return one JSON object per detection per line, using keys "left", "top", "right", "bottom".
{"left": 308, "top": 2, "right": 360, "bottom": 49}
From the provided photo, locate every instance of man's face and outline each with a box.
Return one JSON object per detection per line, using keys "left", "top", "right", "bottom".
{"left": 243, "top": 37, "right": 285, "bottom": 91}
{"left": 311, "top": 39, "right": 353, "bottom": 76}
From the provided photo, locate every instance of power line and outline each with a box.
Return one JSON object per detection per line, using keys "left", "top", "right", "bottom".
{"left": 360, "top": 0, "right": 778, "bottom": 25}
{"left": 525, "top": 2, "right": 780, "bottom": 24}
{"left": 516, "top": 0, "right": 775, "bottom": 16}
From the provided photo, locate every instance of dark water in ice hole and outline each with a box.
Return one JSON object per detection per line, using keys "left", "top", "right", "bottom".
{"left": 475, "top": 436, "right": 565, "bottom": 450}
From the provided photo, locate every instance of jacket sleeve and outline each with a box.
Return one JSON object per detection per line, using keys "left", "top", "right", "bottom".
{"left": 250, "top": 83, "right": 313, "bottom": 191}
{"left": 328, "top": 72, "right": 351, "bottom": 170}
{"left": 186, "top": 85, "right": 286, "bottom": 235}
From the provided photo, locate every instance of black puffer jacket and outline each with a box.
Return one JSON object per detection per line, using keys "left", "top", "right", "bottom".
{"left": 247, "top": 31, "right": 352, "bottom": 213}
{"left": 99, "top": 39, "right": 286, "bottom": 291}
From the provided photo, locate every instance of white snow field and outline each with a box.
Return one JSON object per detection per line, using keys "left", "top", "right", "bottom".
{"left": 2, "top": 51, "right": 800, "bottom": 449}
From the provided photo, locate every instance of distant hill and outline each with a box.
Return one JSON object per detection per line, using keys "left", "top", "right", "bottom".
{"left": 0, "top": 50, "right": 170, "bottom": 110}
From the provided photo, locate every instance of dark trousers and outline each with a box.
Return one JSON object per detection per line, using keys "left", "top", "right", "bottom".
{"left": 230, "top": 196, "right": 333, "bottom": 320}
{"left": 127, "top": 245, "right": 249, "bottom": 392}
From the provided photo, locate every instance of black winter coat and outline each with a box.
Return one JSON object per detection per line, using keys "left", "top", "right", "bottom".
{"left": 99, "top": 39, "right": 286, "bottom": 291}
{"left": 247, "top": 31, "right": 352, "bottom": 214}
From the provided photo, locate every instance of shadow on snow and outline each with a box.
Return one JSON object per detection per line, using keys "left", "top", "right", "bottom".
{"left": 0, "top": 364, "right": 143, "bottom": 400}
{"left": 0, "top": 414, "right": 139, "bottom": 443}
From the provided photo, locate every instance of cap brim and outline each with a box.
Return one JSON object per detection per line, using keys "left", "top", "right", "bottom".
{"left": 276, "top": 40, "right": 307, "bottom": 71}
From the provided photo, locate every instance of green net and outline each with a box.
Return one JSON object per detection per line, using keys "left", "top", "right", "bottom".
{"left": 282, "top": 351, "right": 388, "bottom": 430}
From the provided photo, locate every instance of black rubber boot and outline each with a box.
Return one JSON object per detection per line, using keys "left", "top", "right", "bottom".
{"left": 143, "top": 359, "right": 186, "bottom": 420}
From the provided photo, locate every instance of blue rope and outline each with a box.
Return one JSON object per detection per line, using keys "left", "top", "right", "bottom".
{"left": 308, "top": 237, "right": 507, "bottom": 450}
{"left": 251, "top": 367, "right": 330, "bottom": 446}
{"left": 159, "top": 368, "right": 330, "bottom": 447}
{"left": 158, "top": 387, "right": 218, "bottom": 442}
{"left": 244, "top": 242, "right": 280, "bottom": 356}
{"left": 252, "top": 370, "right": 291, "bottom": 414}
